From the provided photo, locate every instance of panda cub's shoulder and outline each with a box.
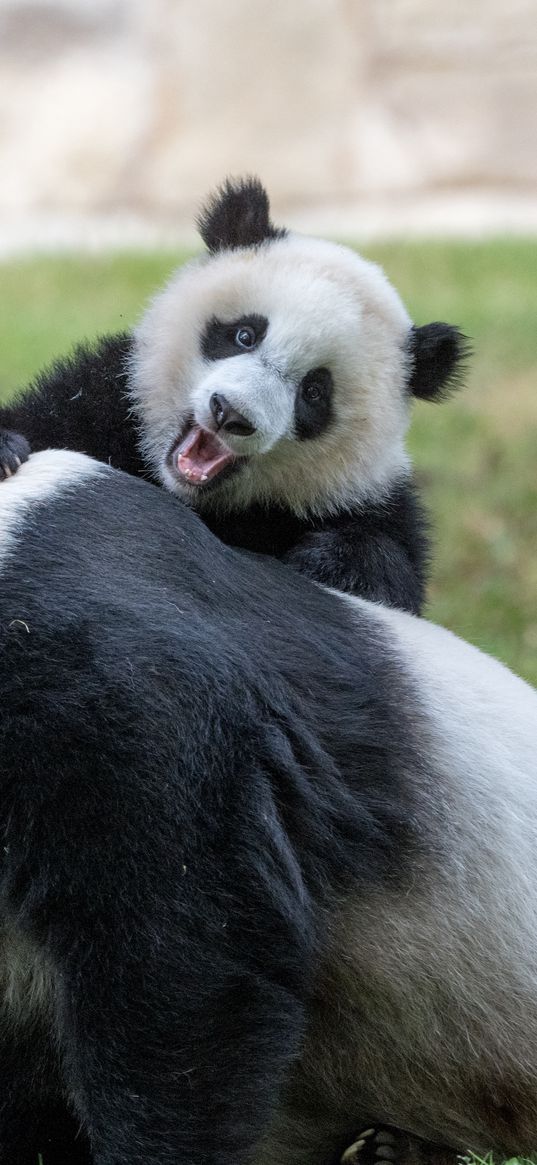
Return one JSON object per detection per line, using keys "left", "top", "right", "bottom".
{"left": 129, "top": 176, "right": 469, "bottom": 613}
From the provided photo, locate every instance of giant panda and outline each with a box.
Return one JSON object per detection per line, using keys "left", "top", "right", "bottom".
{"left": 0, "top": 178, "right": 467, "bottom": 613}
{"left": 1, "top": 448, "right": 536, "bottom": 1165}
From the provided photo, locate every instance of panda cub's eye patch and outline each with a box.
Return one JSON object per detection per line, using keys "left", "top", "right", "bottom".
{"left": 201, "top": 314, "right": 268, "bottom": 361}
{"left": 295, "top": 368, "right": 334, "bottom": 441}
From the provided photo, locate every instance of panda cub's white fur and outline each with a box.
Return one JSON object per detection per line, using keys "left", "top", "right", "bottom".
{"left": 130, "top": 233, "right": 412, "bottom": 520}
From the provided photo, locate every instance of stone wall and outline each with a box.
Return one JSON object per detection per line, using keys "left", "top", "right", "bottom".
{"left": 0, "top": 0, "right": 535, "bottom": 244}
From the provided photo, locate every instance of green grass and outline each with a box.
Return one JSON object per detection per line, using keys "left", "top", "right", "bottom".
{"left": 471, "top": 1158, "right": 534, "bottom": 1165}
{"left": 0, "top": 250, "right": 193, "bottom": 392}
{"left": 1, "top": 240, "right": 536, "bottom": 687}
{"left": 371, "top": 240, "right": 537, "bottom": 688}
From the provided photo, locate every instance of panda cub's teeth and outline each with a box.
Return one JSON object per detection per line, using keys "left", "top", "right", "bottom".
{"left": 340, "top": 1128, "right": 399, "bottom": 1165}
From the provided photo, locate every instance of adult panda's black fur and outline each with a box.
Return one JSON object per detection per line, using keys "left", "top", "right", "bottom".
{"left": 0, "top": 178, "right": 468, "bottom": 614}
{"left": 0, "top": 451, "right": 426, "bottom": 1165}
{"left": 1, "top": 451, "right": 537, "bottom": 1165}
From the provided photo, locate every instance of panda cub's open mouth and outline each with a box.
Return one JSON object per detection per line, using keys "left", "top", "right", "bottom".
{"left": 169, "top": 420, "right": 246, "bottom": 490}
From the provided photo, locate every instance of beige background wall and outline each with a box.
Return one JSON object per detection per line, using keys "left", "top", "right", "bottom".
{"left": 0, "top": 0, "right": 536, "bottom": 247}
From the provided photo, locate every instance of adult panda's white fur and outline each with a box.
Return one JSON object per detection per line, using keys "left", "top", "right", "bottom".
{"left": 0, "top": 449, "right": 105, "bottom": 573}
{"left": 1, "top": 449, "right": 537, "bottom": 1165}
{"left": 258, "top": 600, "right": 537, "bottom": 1165}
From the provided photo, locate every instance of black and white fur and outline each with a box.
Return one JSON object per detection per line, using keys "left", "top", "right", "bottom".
{"left": 1, "top": 449, "right": 536, "bottom": 1165}
{"left": 0, "top": 178, "right": 467, "bottom": 613}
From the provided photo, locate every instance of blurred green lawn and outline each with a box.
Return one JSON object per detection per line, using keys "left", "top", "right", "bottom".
{"left": 1, "top": 240, "right": 535, "bottom": 686}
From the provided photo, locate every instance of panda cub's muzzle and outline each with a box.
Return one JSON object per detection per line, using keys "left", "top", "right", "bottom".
{"left": 209, "top": 393, "right": 257, "bottom": 437}
{"left": 168, "top": 360, "right": 295, "bottom": 491}
{"left": 169, "top": 397, "right": 259, "bottom": 491}
{"left": 169, "top": 418, "right": 244, "bottom": 489}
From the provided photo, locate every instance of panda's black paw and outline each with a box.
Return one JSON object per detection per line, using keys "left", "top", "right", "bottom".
{"left": 340, "top": 1128, "right": 460, "bottom": 1165}
{"left": 340, "top": 1127, "right": 401, "bottom": 1165}
{"left": 284, "top": 530, "right": 345, "bottom": 588}
{"left": 0, "top": 429, "right": 31, "bottom": 481}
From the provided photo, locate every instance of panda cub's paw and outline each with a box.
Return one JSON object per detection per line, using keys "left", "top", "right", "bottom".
{"left": 0, "top": 430, "right": 31, "bottom": 481}
{"left": 340, "top": 1127, "right": 401, "bottom": 1165}
{"left": 284, "top": 530, "right": 346, "bottom": 589}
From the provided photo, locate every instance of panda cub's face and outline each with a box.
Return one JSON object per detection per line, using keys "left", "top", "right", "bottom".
{"left": 129, "top": 178, "right": 465, "bottom": 518}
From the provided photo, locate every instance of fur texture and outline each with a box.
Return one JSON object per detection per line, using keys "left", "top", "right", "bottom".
{"left": 408, "top": 324, "right": 471, "bottom": 401}
{"left": 197, "top": 175, "right": 287, "bottom": 252}
{"left": 1, "top": 451, "right": 537, "bottom": 1165}
{"left": 260, "top": 598, "right": 537, "bottom": 1165}
{"left": 0, "top": 178, "right": 467, "bottom": 614}
{"left": 0, "top": 334, "right": 140, "bottom": 477}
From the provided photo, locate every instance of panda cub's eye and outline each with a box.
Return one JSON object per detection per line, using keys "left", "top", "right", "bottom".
{"left": 295, "top": 368, "right": 334, "bottom": 441}
{"left": 235, "top": 326, "right": 257, "bottom": 350}
{"left": 300, "top": 368, "right": 332, "bottom": 403}
{"left": 302, "top": 380, "right": 322, "bottom": 402}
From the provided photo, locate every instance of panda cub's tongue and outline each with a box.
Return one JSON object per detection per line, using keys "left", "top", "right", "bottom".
{"left": 176, "top": 424, "right": 235, "bottom": 484}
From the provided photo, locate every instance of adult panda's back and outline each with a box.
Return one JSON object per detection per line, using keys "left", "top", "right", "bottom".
{"left": 0, "top": 448, "right": 409, "bottom": 708}
{"left": 1, "top": 448, "right": 535, "bottom": 885}
{"left": 0, "top": 450, "right": 428, "bottom": 896}
{"left": 2, "top": 451, "right": 537, "bottom": 1165}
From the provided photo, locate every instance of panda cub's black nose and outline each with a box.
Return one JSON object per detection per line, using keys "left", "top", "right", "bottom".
{"left": 209, "top": 393, "right": 257, "bottom": 436}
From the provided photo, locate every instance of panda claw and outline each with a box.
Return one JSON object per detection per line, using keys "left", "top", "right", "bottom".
{"left": 341, "top": 1141, "right": 365, "bottom": 1163}
{"left": 0, "top": 431, "right": 31, "bottom": 481}
{"left": 340, "top": 1128, "right": 402, "bottom": 1165}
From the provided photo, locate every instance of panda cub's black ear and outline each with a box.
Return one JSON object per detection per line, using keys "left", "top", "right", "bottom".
{"left": 197, "top": 176, "right": 287, "bottom": 254}
{"left": 408, "top": 323, "right": 471, "bottom": 401}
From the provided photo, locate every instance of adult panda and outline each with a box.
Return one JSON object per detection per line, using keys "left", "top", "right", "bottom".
{"left": 0, "top": 178, "right": 468, "bottom": 613}
{"left": 1, "top": 449, "right": 536, "bottom": 1165}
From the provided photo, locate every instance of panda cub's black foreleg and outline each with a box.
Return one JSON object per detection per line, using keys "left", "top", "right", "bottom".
{"left": 282, "top": 480, "right": 429, "bottom": 614}
{"left": 284, "top": 527, "right": 424, "bottom": 612}
{"left": 0, "top": 333, "right": 143, "bottom": 480}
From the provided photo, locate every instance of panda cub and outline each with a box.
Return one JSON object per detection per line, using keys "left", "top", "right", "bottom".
{"left": 0, "top": 177, "right": 467, "bottom": 613}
